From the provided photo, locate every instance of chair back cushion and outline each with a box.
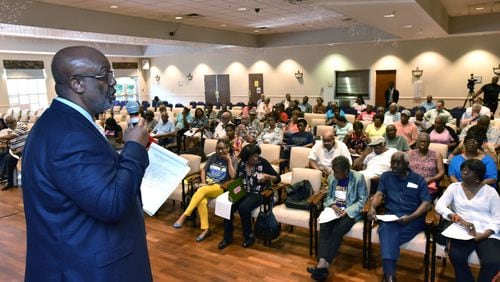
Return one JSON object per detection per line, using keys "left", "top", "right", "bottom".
{"left": 291, "top": 168, "right": 322, "bottom": 193}
{"left": 259, "top": 143, "right": 280, "bottom": 163}
{"left": 429, "top": 142, "right": 448, "bottom": 159}
{"left": 289, "top": 147, "right": 311, "bottom": 170}
{"left": 180, "top": 154, "right": 202, "bottom": 174}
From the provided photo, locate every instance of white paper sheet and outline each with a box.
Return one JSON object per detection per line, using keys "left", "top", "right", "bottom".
{"left": 140, "top": 143, "right": 190, "bottom": 216}
{"left": 215, "top": 191, "right": 232, "bottom": 220}
{"left": 376, "top": 214, "right": 400, "bottom": 222}
{"left": 441, "top": 223, "right": 474, "bottom": 240}
{"left": 318, "top": 207, "right": 340, "bottom": 224}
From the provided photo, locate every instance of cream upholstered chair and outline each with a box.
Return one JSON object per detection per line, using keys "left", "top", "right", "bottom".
{"left": 200, "top": 139, "right": 218, "bottom": 170}
{"left": 428, "top": 142, "right": 448, "bottom": 159}
{"left": 304, "top": 113, "right": 327, "bottom": 126}
{"left": 169, "top": 154, "right": 202, "bottom": 209}
{"left": 345, "top": 114, "right": 356, "bottom": 124}
{"left": 315, "top": 125, "right": 332, "bottom": 137}
{"left": 310, "top": 118, "right": 326, "bottom": 134}
{"left": 280, "top": 147, "right": 311, "bottom": 185}
{"left": 259, "top": 143, "right": 281, "bottom": 174}
{"left": 272, "top": 168, "right": 323, "bottom": 255}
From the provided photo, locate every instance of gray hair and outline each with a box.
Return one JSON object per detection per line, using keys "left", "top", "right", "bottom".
{"left": 392, "top": 151, "right": 409, "bottom": 164}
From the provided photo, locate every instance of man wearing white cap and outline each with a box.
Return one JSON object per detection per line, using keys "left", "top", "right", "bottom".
{"left": 353, "top": 136, "right": 397, "bottom": 193}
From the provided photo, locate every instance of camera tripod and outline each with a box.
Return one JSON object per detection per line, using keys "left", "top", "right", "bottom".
{"left": 463, "top": 90, "right": 474, "bottom": 108}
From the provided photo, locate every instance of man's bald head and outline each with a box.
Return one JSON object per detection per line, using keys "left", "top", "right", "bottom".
{"left": 322, "top": 130, "right": 335, "bottom": 151}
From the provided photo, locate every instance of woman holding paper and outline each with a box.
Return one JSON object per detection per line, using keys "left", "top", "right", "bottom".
{"left": 307, "top": 156, "right": 368, "bottom": 280}
{"left": 218, "top": 144, "right": 280, "bottom": 250}
{"left": 435, "top": 159, "right": 500, "bottom": 282}
{"left": 173, "top": 139, "right": 237, "bottom": 242}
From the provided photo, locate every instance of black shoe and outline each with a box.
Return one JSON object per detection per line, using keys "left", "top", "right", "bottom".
{"left": 1, "top": 186, "right": 13, "bottom": 191}
{"left": 218, "top": 238, "right": 233, "bottom": 250}
{"left": 242, "top": 236, "right": 255, "bottom": 248}
{"left": 310, "top": 268, "right": 329, "bottom": 281}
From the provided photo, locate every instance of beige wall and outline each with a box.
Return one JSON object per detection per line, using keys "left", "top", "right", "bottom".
{"left": 148, "top": 33, "right": 500, "bottom": 109}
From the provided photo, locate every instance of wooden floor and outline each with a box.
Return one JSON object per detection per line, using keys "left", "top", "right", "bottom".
{"left": 0, "top": 188, "right": 466, "bottom": 281}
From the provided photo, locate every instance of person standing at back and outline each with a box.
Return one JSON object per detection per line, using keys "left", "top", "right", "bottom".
{"left": 384, "top": 81, "right": 399, "bottom": 107}
{"left": 473, "top": 76, "right": 500, "bottom": 117}
{"left": 22, "top": 46, "right": 152, "bottom": 281}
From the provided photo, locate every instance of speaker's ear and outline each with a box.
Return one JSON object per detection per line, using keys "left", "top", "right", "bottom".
{"left": 69, "top": 77, "right": 85, "bottom": 95}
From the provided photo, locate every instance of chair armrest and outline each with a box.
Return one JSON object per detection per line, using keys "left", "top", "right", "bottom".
{"left": 362, "top": 200, "right": 372, "bottom": 214}
{"left": 219, "top": 179, "right": 235, "bottom": 190}
{"left": 184, "top": 172, "right": 201, "bottom": 183}
{"left": 307, "top": 189, "right": 327, "bottom": 206}
{"left": 261, "top": 189, "right": 274, "bottom": 198}
{"left": 425, "top": 208, "right": 440, "bottom": 227}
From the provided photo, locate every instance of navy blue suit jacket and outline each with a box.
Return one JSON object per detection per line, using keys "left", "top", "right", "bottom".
{"left": 22, "top": 99, "right": 152, "bottom": 281}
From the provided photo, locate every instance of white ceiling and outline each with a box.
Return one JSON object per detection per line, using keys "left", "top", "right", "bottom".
{"left": 0, "top": 0, "right": 498, "bottom": 55}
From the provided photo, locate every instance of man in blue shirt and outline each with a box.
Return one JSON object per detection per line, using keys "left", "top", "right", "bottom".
{"left": 368, "top": 152, "right": 431, "bottom": 281}
{"left": 151, "top": 111, "right": 176, "bottom": 146}
{"left": 420, "top": 95, "right": 436, "bottom": 112}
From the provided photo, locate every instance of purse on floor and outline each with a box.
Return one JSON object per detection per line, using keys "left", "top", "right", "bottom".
{"left": 254, "top": 199, "right": 280, "bottom": 241}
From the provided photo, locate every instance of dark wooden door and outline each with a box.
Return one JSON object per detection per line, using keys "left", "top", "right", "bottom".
{"left": 204, "top": 74, "right": 230, "bottom": 104}
{"left": 248, "top": 73, "right": 263, "bottom": 104}
{"left": 375, "top": 70, "right": 396, "bottom": 107}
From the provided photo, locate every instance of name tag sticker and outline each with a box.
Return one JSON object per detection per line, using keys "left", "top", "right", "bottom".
{"left": 407, "top": 182, "right": 418, "bottom": 189}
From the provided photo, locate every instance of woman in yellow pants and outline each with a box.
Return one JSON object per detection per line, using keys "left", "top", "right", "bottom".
{"left": 173, "top": 139, "right": 237, "bottom": 241}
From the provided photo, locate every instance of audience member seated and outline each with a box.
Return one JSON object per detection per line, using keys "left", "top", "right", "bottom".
{"left": 419, "top": 95, "right": 436, "bottom": 112}
{"left": 352, "top": 137, "right": 397, "bottom": 193}
{"left": 151, "top": 111, "right": 176, "bottom": 147}
{"left": 423, "top": 99, "right": 455, "bottom": 126}
{"left": 357, "top": 104, "right": 376, "bottom": 122}
{"left": 384, "top": 103, "right": 401, "bottom": 125}
{"left": 367, "top": 152, "right": 432, "bottom": 282}
{"left": 410, "top": 110, "right": 431, "bottom": 132}
{"left": 376, "top": 106, "right": 385, "bottom": 116}
{"left": 448, "top": 132, "right": 497, "bottom": 187}
{"left": 435, "top": 159, "right": 500, "bottom": 282}
{"left": 282, "top": 92, "right": 292, "bottom": 109}
{"left": 287, "top": 118, "right": 314, "bottom": 148}
{"left": 1, "top": 127, "right": 28, "bottom": 191}
{"left": 186, "top": 108, "right": 210, "bottom": 145}
{"left": 299, "top": 95, "right": 312, "bottom": 113}
{"left": 309, "top": 130, "right": 352, "bottom": 178}
{"left": 152, "top": 96, "right": 162, "bottom": 109}
{"left": 394, "top": 110, "right": 418, "bottom": 147}
{"left": 213, "top": 111, "right": 233, "bottom": 139}
{"left": 236, "top": 115, "right": 257, "bottom": 144}
{"left": 352, "top": 95, "right": 367, "bottom": 114}
{"left": 426, "top": 115, "right": 459, "bottom": 151}
{"left": 408, "top": 132, "right": 445, "bottom": 198}
{"left": 225, "top": 124, "right": 244, "bottom": 156}
{"left": 104, "top": 117, "right": 123, "bottom": 148}
{"left": 173, "top": 139, "right": 237, "bottom": 241}
{"left": 216, "top": 104, "right": 229, "bottom": 120}
{"left": 249, "top": 109, "right": 263, "bottom": 134}
{"left": 326, "top": 103, "right": 345, "bottom": 126}
{"left": 143, "top": 110, "right": 157, "bottom": 132}
{"left": 334, "top": 116, "right": 352, "bottom": 141}
{"left": 256, "top": 97, "right": 273, "bottom": 121}
{"left": 343, "top": 121, "right": 369, "bottom": 156}
{"left": 274, "top": 103, "right": 289, "bottom": 124}
{"left": 365, "top": 114, "right": 386, "bottom": 139}
{"left": 384, "top": 124, "right": 409, "bottom": 152}
{"left": 205, "top": 104, "right": 218, "bottom": 131}
{"left": 284, "top": 109, "right": 302, "bottom": 138}
{"left": 460, "top": 103, "right": 488, "bottom": 129}
{"left": 175, "top": 107, "right": 193, "bottom": 150}
{"left": 218, "top": 144, "right": 280, "bottom": 250}
{"left": 307, "top": 156, "right": 368, "bottom": 280}
{"left": 458, "top": 115, "right": 500, "bottom": 152}
{"left": 256, "top": 114, "right": 283, "bottom": 145}
{"left": 0, "top": 116, "right": 19, "bottom": 143}
{"left": 285, "top": 99, "right": 301, "bottom": 119}
{"left": 313, "top": 97, "right": 327, "bottom": 114}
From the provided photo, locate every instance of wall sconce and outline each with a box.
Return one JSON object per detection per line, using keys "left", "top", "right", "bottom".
{"left": 154, "top": 74, "right": 160, "bottom": 82}
{"left": 186, "top": 73, "right": 193, "bottom": 80}
{"left": 493, "top": 64, "right": 500, "bottom": 76}
{"left": 412, "top": 67, "right": 423, "bottom": 79}
{"left": 294, "top": 70, "right": 303, "bottom": 79}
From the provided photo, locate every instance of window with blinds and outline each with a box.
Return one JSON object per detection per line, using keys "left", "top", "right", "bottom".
{"left": 3, "top": 60, "right": 49, "bottom": 110}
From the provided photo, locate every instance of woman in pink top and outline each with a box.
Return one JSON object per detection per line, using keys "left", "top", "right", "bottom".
{"left": 408, "top": 132, "right": 445, "bottom": 197}
{"left": 426, "top": 116, "right": 458, "bottom": 150}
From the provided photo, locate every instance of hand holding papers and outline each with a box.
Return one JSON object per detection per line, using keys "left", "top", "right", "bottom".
{"left": 140, "top": 143, "right": 190, "bottom": 216}
{"left": 318, "top": 207, "right": 340, "bottom": 224}
{"left": 441, "top": 223, "right": 474, "bottom": 240}
{"left": 375, "top": 214, "right": 401, "bottom": 222}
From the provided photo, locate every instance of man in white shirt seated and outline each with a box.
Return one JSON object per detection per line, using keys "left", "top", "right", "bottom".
{"left": 423, "top": 99, "right": 455, "bottom": 126}
{"left": 308, "top": 130, "right": 352, "bottom": 178}
{"left": 213, "top": 111, "right": 233, "bottom": 139}
{"left": 151, "top": 112, "right": 176, "bottom": 146}
{"left": 384, "top": 103, "right": 401, "bottom": 125}
{"left": 460, "top": 103, "right": 491, "bottom": 129}
{"left": 352, "top": 137, "right": 397, "bottom": 193}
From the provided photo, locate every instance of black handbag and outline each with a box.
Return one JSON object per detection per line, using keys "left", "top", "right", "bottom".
{"left": 254, "top": 200, "right": 280, "bottom": 241}
{"left": 284, "top": 179, "right": 313, "bottom": 210}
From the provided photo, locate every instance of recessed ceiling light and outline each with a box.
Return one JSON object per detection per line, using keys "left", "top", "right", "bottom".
{"left": 221, "top": 24, "right": 227, "bottom": 27}
{"left": 175, "top": 16, "right": 183, "bottom": 20}
{"left": 254, "top": 30, "right": 260, "bottom": 33}
{"left": 403, "top": 25, "right": 412, "bottom": 28}
{"left": 416, "top": 31, "right": 424, "bottom": 35}
{"left": 475, "top": 7, "right": 485, "bottom": 10}
{"left": 110, "top": 5, "right": 118, "bottom": 9}
{"left": 384, "top": 12, "right": 396, "bottom": 18}
{"left": 328, "top": 43, "right": 334, "bottom": 46}
{"left": 238, "top": 7, "right": 247, "bottom": 11}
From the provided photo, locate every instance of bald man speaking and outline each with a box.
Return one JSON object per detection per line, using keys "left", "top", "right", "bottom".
{"left": 22, "top": 46, "right": 152, "bottom": 281}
